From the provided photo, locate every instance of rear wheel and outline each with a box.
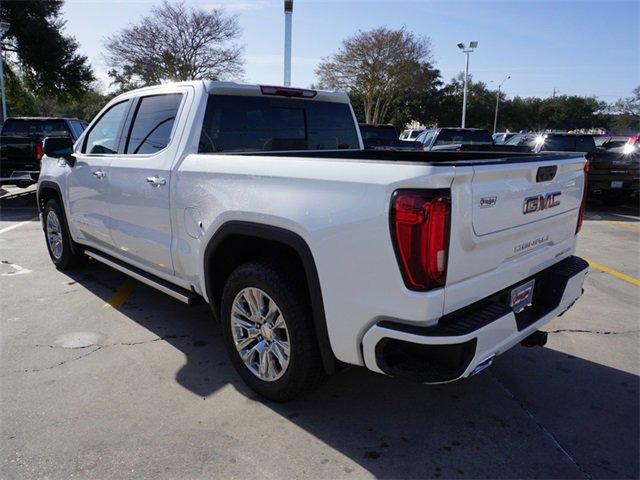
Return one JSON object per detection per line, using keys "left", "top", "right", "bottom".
{"left": 220, "top": 262, "right": 325, "bottom": 401}
{"left": 43, "top": 198, "right": 84, "bottom": 270}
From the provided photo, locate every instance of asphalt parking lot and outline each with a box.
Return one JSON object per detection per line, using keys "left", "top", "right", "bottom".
{"left": 1, "top": 185, "right": 638, "bottom": 480}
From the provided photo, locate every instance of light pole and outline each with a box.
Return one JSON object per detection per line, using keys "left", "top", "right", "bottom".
{"left": 283, "top": 0, "right": 293, "bottom": 86}
{"left": 0, "top": 21, "right": 9, "bottom": 123}
{"left": 493, "top": 75, "right": 510, "bottom": 134}
{"left": 457, "top": 41, "right": 478, "bottom": 128}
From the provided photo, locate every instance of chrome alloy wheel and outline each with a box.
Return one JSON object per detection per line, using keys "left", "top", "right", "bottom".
{"left": 46, "top": 210, "right": 64, "bottom": 260}
{"left": 231, "top": 287, "right": 290, "bottom": 382}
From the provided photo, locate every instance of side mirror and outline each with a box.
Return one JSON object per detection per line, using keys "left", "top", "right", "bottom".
{"left": 43, "top": 136, "right": 76, "bottom": 166}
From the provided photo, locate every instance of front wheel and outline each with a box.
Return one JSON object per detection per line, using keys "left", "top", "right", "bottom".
{"left": 220, "top": 262, "right": 325, "bottom": 401}
{"left": 43, "top": 198, "right": 84, "bottom": 270}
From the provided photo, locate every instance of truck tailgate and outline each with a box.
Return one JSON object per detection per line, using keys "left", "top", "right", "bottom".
{"left": 444, "top": 154, "right": 586, "bottom": 314}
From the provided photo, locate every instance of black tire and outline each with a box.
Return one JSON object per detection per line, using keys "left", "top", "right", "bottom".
{"left": 43, "top": 198, "right": 84, "bottom": 270}
{"left": 220, "top": 261, "right": 325, "bottom": 401}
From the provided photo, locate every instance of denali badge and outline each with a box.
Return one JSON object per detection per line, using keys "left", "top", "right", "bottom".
{"left": 523, "top": 191, "right": 561, "bottom": 214}
{"left": 479, "top": 196, "right": 497, "bottom": 208}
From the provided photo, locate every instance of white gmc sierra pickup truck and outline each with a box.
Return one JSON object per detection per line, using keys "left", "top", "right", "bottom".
{"left": 37, "top": 81, "right": 589, "bottom": 400}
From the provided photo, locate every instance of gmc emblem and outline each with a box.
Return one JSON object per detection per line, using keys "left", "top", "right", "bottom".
{"left": 523, "top": 191, "right": 561, "bottom": 214}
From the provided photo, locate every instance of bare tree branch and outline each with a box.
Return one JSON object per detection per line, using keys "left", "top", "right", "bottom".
{"left": 104, "top": 0, "right": 244, "bottom": 91}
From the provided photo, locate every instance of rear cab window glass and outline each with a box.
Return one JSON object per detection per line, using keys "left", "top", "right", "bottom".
{"left": 435, "top": 130, "right": 493, "bottom": 146}
{"left": 125, "top": 94, "right": 183, "bottom": 154}
{"left": 199, "top": 95, "right": 359, "bottom": 153}
{"left": 83, "top": 100, "right": 130, "bottom": 154}
{"left": 574, "top": 136, "right": 596, "bottom": 153}
{"left": 2, "top": 119, "right": 70, "bottom": 137}
{"left": 360, "top": 126, "right": 397, "bottom": 141}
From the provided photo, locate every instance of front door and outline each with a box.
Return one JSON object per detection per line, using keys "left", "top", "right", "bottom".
{"left": 67, "top": 99, "right": 131, "bottom": 250}
{"left": 107, "top": 90, "right": 187, "bottom": 276}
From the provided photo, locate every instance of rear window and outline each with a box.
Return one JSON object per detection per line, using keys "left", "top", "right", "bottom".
{"left": 543, "top": 136, "right": 596, "bottom": 153}
{"left": 359, "top": 126, "right": 398, "bottom": 141}
{"left": 409, "top": 130, "right": 423, "bottom": 139}
{"left": 2, "top": 119, "right": 70, "bottom": 137}
{"left": 199, "top": 95, "right": 359, "bottom": 153}
{"left": 434, "top": 130, "right": 493, "bottom": 146}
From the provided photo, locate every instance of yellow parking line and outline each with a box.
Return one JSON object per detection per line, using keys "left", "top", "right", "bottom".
{"left": 606, "top": 221, "right": 640, "bottom": 233}
{"left": 103, "top": 279, "right": 137, "bottom": 308}
{"left": 586, "top": 259, "right": 640, "bottom": 287}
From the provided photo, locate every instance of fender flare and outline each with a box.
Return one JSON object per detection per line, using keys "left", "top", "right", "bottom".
{"left": 37, "top": 180, "right": 80, "bottom": 254}
{"left": 203, "top": 221, "right": 337, "bottom": 373}
{"left": 37, "top": 180, "right": 64, "bottom": 214}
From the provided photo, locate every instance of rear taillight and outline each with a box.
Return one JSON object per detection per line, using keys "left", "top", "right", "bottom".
{"left": 35, "top": 142, "right": 44, "bottom": 161}
{"left": 390, "top": 189, "right": 451, "bottom": 291}
{"left": 576, "top": 159, "right": 589, "bottom": 233}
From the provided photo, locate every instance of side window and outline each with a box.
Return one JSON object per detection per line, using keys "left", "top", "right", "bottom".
{"left": 83, "top": 101, "right": 130, "bottom": 154}
{"left": 125, "top": 94, "right": 182, "bottom": 154}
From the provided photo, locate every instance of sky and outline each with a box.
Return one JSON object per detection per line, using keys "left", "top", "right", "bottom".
{"left": 62, "top": 0, "right": 639, "bottom": 101}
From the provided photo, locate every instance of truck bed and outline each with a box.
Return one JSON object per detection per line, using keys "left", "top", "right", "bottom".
{"left": 249, "top": 149, "right": 581, "bottom": 166}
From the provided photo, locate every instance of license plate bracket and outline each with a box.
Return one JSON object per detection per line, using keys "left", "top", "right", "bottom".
{"left": 510, "top": 279, "right": 535, "bottom": 313}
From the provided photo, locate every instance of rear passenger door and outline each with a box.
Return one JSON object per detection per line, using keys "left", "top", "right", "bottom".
{"left": 107, "top": 89, "right": 189, "bottom": 276}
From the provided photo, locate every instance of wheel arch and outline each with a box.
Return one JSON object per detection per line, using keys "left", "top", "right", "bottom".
{"left": 37, "top": 181, "right": 79, "bottom": 254}
{"left": 37, "top": 181, "right": 64, "bottom": 214}
{"left": 203, "top": 221, "right": 337, "bottom": 374}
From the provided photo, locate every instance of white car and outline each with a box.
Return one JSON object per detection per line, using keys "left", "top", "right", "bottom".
{"left": 399, "top": 128, "right": 425, "bottom": 141}
{"left": 37, "top": 81, "right": 589, "bottom": 401}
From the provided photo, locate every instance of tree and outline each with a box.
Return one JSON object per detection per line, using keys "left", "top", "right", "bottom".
{"left": 434, "top": 73, "right": 497, "bottom": 129}
{"left": 316, "top": 27, "right": 432, "bottom": 125}
{"left": 606, "top": 86, "right": 640, "bottom": 132}
{"left": 0, "top": 0, "right": 94, "bottom": 101}
{"left": 104, "top": 1, "right": 244, "bottom": 91}
{"left": 387, "top": 63, "right": 442, "bottom": 129}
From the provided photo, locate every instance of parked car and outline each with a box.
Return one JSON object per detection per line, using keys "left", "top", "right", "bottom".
{"left": 504, "top": 133, "right": 540, "bottom": 151}
{"left": 505, "top": 133, "right": 597, "bottom": 154}
{"left": 415, "top": 128, "right": 495, "bottom": 151}
{"left": 535, "top": 133, "right": 597, "bottom": 155}
{"left": 359, "top": 124, "right": 421, "bottom": 151}
{"left": 38, "top": 81, "right": 589, "bottom": 401}
{"left": 0, "top": 117, "right": 87, "bottom": 188}
{"left": 590, "top": 138, "right": 639, "bottom": 205}
{"left": 492, "top": 132, "right": 516, "bottom": 144}
{"left": 399, "top": 128, "right": 425, "bottom": 141}
{"left": 518, "top": 133, "right": 638, "bottom": 205}
{"left": 596, "top": 135, "right": 639, "bottom": 154}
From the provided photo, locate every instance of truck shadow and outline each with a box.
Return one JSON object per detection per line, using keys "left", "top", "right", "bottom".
{"left": 64, "top": 262, "right": 639, "bottom": 479}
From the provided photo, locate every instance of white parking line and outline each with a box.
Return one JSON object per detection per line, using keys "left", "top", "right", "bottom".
{"left": 0, "top": 216, "right": 39, "bottom": 235}
{"left": 1, "top": 262, "right": 32, "bottom": 276}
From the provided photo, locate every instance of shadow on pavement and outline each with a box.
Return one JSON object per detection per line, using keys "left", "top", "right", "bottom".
{"left": 585, "top": 197, "right": 639, "bottom": 219}
{"left": 62, "top": 262, "right": 640, "bottom": 479}
{"left": 0, "top": 190, "right": 39, "bottom": 223}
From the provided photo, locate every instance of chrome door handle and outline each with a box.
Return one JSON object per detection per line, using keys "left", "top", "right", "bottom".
{"left": 92, "top": 170, "right": 106, "bottom": 179}
{"left": 146, "top": 175, "right": 166, "bottom": 187}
